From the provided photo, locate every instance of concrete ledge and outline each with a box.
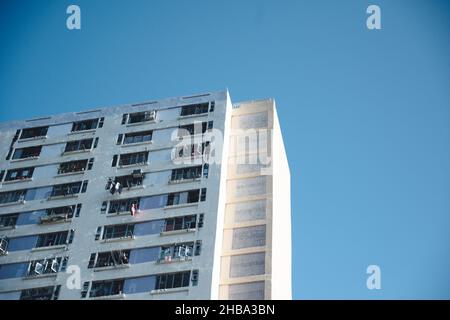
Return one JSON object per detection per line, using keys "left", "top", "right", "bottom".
{"left": 150, "top": 287, "right": 189, "bottom": 295}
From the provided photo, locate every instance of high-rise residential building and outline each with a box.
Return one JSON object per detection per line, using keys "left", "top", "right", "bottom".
{"left": 0, "top": 90, "right": 291, "bottom": 300}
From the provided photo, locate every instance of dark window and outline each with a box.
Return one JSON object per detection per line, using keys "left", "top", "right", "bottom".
{"left": 36, "top": 231, "right": 69, "bottom": 248}
{"left": 45, "top": 205, "right": 76, "bottom": 219}
{"left": 98, "top": 117, "right": 104, "bottom": 128}
{"left": 178, "top": 122, "right": 208, "bottom": 136}
{"left": 170, "top": 166, "right": 202, "bottom": 181}
{"left": 209, "top": 101, "right": 215, "bottom": 112}
{"left": 128, "top": 111, "right": 156, "bottom": 124}
{"left": 93, "top": 137, "right": 99, "bottom": 148}
{"left": 118, "top": 152, "right": 148, "bottom": 166}
{"left": 20, "top": 286, "right": 60, "bottom": 300}
{"left": 0, "top": 170, "right": 4, "bottom": 181}
{"left": 12, "top": 146, "right": 42, "bottom": 159}
{"left": 81, "top": 181, "right": 88, "bottom": 193}
{"left": 27, "top": 257, "right": 62, "bottom": 276}
{"left": 121, "top": 114, "right": 128, "bottom": 125}
{"left": 200, "top": 188, "right": 207, "bottom": 201}
{"left": 123, "top": 130, "right": 153, "bottom": 144}
{"left": 64, "top": 139, "right": 93, "bottom": 152}
{"left": 116, "top": 134, "right": 123, "bottom": 145}
{"left": 166, "top": 189, "right": 200, "bottom": 206}
{"left": 90, "top": 280, "right": 124, "bottom": 298}
{"left": 50, "top": 182, "right": 82, "bottom": 197}
{"left": 180, "top": 103, "right": 209, "bottom": 116}
{"left": 58, "top": 160, "right": 88, "bottom": 174}
{"left": 174, "top": 142, "right": 209, "bottom": 159}
{"left": 163, "top": 215, "right": 196, "bottom": 232}
{"left": 88, "top": 250, "right": 130, "bottom": 268}
{"left": 159, "top": 242, "right": 194, "bottom": 262}
{"left": 155, "top": 271, "right": 190, "bottom": 290}
{"left": 5, "top": 167, "right": 34, "bottom": 181}
{"left": 0, "top": 189, "right": 26, "bottom": 204}
{"left": 71, "top": 119, "right": 98, "bottom": 132}
{"left": 102, "top": 224, "right": 134, "bottom": 239}
{"left": 0, "top": 214, "right": 18, "bottom": 228}
{"left": 114, "top": 174, "right": 143, "bottom": 189}
{"left": 112, "top": 155, "right": 118, "bottom": 167}
{"left": 20, "top": 126, "right": 48, "bottom": 139}
{"left": 87, "top": 158, "right": 94, "bottom": 170}
{"left": 108, "top": 198, "right": 139, "bottom": 214}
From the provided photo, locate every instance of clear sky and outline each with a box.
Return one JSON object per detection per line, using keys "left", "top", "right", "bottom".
{"left": 0, "top": 0, "right": 449, "bottom": 299}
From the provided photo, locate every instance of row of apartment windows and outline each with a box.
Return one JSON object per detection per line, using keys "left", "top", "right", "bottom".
{"left": 0, "top": 204, "right": 82, "bottom": 229}
{"left": 83, "top": 269, "right": 197, "bottom": 298}
{"left": 87, "top": 241, "right": 201, "bottom": 269}
{"left": 104, "top": 188, "right": 207, "bottom": 214}
{"left": 1, "top": 211, "right": 203, "bottom": 256}
{"left": 0, "top": 180, "right": 88, "bottom": 204}
{"left": 0, "top": 229, "right": 74, "bottom": 255}
{"left": 18, "top": 118, "right": 105, "bottom": 141}
{"left": 0, "top": 239, "right": 201, "bottom": 281}
{"left": 95, "top": 213, "right": 203, "bottom": 241}
{"left": 120, "top": 102, "right": 214, "bottom": 126}
{"left": 0, "top": 159, "right": 94, "bottom": 183}
{"left": 6, "top": 138, "right": 99, "bottom": 161}
{"left": 0, "top": 256, "right": 69, "bottom": 280}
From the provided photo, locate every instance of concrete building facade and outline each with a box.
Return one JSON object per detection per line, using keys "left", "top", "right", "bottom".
{"left": 0, "top": 90, "right": 290, "bottom": 300}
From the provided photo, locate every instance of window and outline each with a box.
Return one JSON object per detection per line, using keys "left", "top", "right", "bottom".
{"left": 98, "top": 117, "right": 104, "bottom": 128}
{"left": 71, "top": 119, "right": 98, "bottom": 132}
{"left": 50, "top": 181, "right": 83, "bottom": 197}
{"left": 127, "top": 110, "right": 156, "bottom": 124}
{"left": 20, "top": 126, "right": 48, "bottom": 139}
{"left": 27, "top": 257, "right": 63, "bottom": 277}
{"left": 174, "top": 142, "right": 209, "bottom": 159}
{"left": 12, "top": 146, "right": 42, "bottom": 159}
{"left": 155, "top": 271, "right": 190, "bottom": 290}
{"left": 0, "top": 214, "right": 18, "bottom": 228}
{"left": 111, "top": 155, "right": 118, "bottom": 167}
{"left": 64, "top": 139, "right": 93, "bottom": 152}
{"left": 90, "top": 280, "right": 124, "bottom": 298}
{"left": 163, "top": 215, "right": 197, "bottom": 232}
{"left": 178, "top": 122, "right": 210, "bottom": 136}
{"left": 166, "top": 189, "right": 202, "bottom": 206}
{"left": 102, "top": 224, "right": 134, "bottom": 240}
{"left": 114, "top": 174, "right": 144, "bottom": 189}
{"left": 58, "top": 159, "right": 88, "bottom": 174}
{"left": 180, "top": 103, "right": 209, "bottom": 116}
{"left": 6, "top": 130, "right": 20, "bottom": 160}
{"left": 42, "top": 205, "right": 76, "bottom": 221}
{"left": 0, "top": 170, "right": 4, "bottom": 181}
{"left": 5, "top": 167, "right": 34, "bottom": 181}
{"left": 170, "top": 166, "right": 202, "bottom": 182}
{"left": 88, "top": 250, "right": 130, "bottom": 268}
{"left": 123, "top": 130, "right": 153, "bottom": 144}
{"left": 116, "top": 134, "right": 123, "bottom": 145}
{"left": 0, "top": 237, "right": 8, "bottom": 255}
{"left": 158, "top": 243, "right": 194, "bottom": 262}
{"left": 118, "top": 151, "right": 148, "bottom": 166}
{"left": 191, "top": 269, "right": 199, "bottom": 286}
{"left": 36, "top": 231, "right": 70, "bottom": 248}
{"left": 108, "top": 198, "right": 139, "bottom": 214}
{"left": 20, "top": 285, "right": 60, "bottom": 300}
{"left": 0, "top": 189, "right": 26, "bottom": 204}
{"left": 209, "top": 101, "right": 215, "bottom": 112}
{"left": 87, "top": 158, "right": 94, "bottom": 170}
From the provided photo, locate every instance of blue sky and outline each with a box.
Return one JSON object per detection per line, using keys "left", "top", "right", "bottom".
{"left": 1, "top": 0, "right": 449, "bottom": 299}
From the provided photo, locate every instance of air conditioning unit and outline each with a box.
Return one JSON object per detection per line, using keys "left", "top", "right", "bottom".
{"left": 144, "top": 110, "right": 156, "bottom": 121}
